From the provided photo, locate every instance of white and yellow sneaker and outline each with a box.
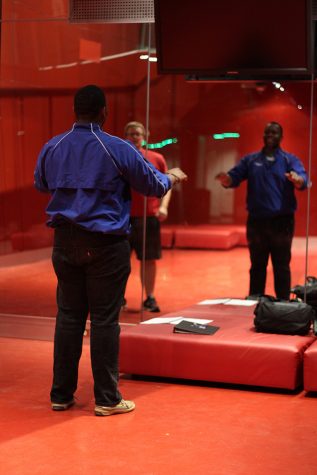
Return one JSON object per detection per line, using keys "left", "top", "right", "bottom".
{"left": 95, "top": 399, "right": 135, "bottom": 416}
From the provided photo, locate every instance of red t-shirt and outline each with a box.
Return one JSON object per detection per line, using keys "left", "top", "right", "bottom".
{"left": 130, "top": 148, "right": 168, "bottom": 217}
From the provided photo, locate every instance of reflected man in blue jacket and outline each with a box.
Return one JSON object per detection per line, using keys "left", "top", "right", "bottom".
{"left": 216, "top": 121, "right": 308, "bottom": 300}
{"left": 34, "top": 85, "right": 187, "bottom": 416}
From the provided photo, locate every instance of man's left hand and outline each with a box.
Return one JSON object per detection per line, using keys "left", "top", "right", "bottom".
{"left": 285, "top": 171, "right": 304, "bottom": 189}
{"left": 156, "top": 206, "right": 168, "bottom": 221}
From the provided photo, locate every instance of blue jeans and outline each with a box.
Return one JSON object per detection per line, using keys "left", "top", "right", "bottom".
{"left": 50, "top": 223, "right": 130, "bottom": 406}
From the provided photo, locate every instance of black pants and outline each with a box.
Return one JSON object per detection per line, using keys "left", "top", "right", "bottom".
{"left": 50, "top": 224, "right": 130, "bottom": 406}
{"left": 247, "top": 214, "right": 294, "bottom": 300}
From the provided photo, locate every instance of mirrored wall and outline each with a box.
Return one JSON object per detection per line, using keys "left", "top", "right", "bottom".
{"left": 0, "top": 0, "right": 152, "bottom": 320}
{"left": 0, "top": 0, "right": 315, "bottom": 326}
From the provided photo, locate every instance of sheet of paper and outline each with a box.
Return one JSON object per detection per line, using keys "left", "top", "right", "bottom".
{"left": 141, "top": 317, "right": 183, "bottom": 324}
{"left": 224, "top": 298, "right": 258, "bottom": 306}
{"left": 169, "top": 317, "right": 213, "bottom": 325}
{"left": 197, "top": 299, "right": 230, "bottom": 305}
{"left": 141, "top": 316, "right": 213, "bottom": 324}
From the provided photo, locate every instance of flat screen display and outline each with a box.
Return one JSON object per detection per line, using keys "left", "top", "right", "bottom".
{"left": 154, "top": 0, "right": 313, "bottom": 78}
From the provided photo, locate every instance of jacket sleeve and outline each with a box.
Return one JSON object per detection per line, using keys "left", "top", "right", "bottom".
{"left": 227, "top": 154, "right": 250, "bottom": 188}
{"left": 110, "top": 140, "right": 172, "bottom": 197}
{"left": 34, "top": 144, "right": 50, "bottom": 193}
{"left": 288, "top": 154, "right": 308, "bottom": 190}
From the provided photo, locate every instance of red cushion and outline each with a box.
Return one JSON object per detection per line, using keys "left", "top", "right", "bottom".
{"left": 174, "top": 227, "right": 240, "bottom": 249}
{"left": 160, "top": 226, "right": 174, "bottom": 248}
{"left": 303, "top": 339, "right": 317, "bottom": 391}
{"left": 214, "top": 225, "right": 247, "bottom": 246}
{"left": 120, "top": 303, "right": 315, "bottom": 390}
{"left": 11, "top": 225, "right": 53, "bottom": 251}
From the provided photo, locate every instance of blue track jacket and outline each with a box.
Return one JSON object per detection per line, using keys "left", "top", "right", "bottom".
{"left": 227, "top": 148, "right": 308, "bottom": 218}
{"left": 34, "top": 123, "right": 172, "bottom": 234}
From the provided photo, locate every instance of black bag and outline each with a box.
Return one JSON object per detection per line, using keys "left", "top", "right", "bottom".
{"left": 254, "top": 297, "right": 315, "bottom": 336}
{"left": 291, "top": 276, "right": 317, "bottom": 308}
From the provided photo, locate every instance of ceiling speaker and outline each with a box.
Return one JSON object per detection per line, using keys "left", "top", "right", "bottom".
{"left": 69, "top": 0, "right": 154, "bottom": 23}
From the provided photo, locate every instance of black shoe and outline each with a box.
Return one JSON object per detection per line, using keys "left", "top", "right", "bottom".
{"left": 51, "top": 398, "right": 75, "bottom": 411}
{"left": 143, "top": 296, "right": 160, "bottom": 312}
{"left": 246, "top": 294, "right": 261, "bottom": 301}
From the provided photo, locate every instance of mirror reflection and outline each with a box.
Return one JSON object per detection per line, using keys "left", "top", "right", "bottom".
{"left": 143, "top": 76, "right": 315, "bottom": 317}
{"left": 0, "top": 1, "right": 152, "bottom": 328}
{"left": 0, "top": 1, "right": 315, "bottom": 336}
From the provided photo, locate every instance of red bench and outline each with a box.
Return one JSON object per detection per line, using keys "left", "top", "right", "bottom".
{"left": 161, "top": 225, "right": 247, "bottom": 250}
{"left": 10, "top": 224, "right": 246, "bottom": 252}
{"left": 160, "top": 226, "right": 174, "bottom": 248}
{"left": 11, "top": 224, "right": 53, "bottom": 251}
{"left": 174, "top": 227, "right": 240, "bottom": 250}
{"left": 303, "top": 339, "right": 317, "bottom": 392}
{"left": 120, "top": 303, "right": 315, "bottom": 390}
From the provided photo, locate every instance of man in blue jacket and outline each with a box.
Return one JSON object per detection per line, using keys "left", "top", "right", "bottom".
{"left": 34, "top": 85, "right": 187, "bottom": 416}
{"left": 216, "top": 121, "right": 308, "bottom": 300}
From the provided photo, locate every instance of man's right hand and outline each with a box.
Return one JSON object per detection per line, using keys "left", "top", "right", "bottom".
{"left": 167, "top": 168, "right": 188, "bottom": 185}
{"left": 215, "top": 172, "right": 232, "bottom": 187}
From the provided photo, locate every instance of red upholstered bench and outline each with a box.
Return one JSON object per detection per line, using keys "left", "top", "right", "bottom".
{"left": 160, "top": 226, "right": 174, "bottom": 248}
{"left": 216, "top": 225, "right": 247, "bottom": 246}
{"left": 174, "top": 226, "right": 240, "bottom": 250}
{"left": 11, "top": 224, "right": 53, "bottom": 251}
{"left": 120, "top": 303, "right": 315, "bottom": 390}
{"left": 303, "top": 338, "right": 317, "bottom": 391}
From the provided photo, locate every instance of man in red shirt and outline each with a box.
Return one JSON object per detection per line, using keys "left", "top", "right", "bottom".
{"left": 125, "top": 121, "right": 172, "bottom": 312}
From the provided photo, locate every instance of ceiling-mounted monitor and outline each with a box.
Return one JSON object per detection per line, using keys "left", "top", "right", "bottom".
{"left": 154, "top": 0, "right": 313, "bottom": 80}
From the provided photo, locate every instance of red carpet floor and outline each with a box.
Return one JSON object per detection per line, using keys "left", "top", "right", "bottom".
{"left": 1, "top": 337, "right": 317, "bottom": 475}
{"left": 0, "top": 237, "right": 316, "bottom": 324}
{"left": 1, "top": 239, "right": 317, "bottom": 474}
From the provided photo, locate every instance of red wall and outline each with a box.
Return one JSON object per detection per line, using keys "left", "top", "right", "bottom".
{"left": 1, "top": 76, "right": 315, "bottom": 249}
{"left": 0, "top": 3, "right": 316, "bottom": 253}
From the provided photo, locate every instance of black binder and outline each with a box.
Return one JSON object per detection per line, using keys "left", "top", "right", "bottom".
{"left": 173, "top": 320, "right": 219, "bottom": 335}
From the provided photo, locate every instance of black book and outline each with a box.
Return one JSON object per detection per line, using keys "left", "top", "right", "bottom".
{"left": 173, "top": 320, "right": 219, "bottom": 335}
